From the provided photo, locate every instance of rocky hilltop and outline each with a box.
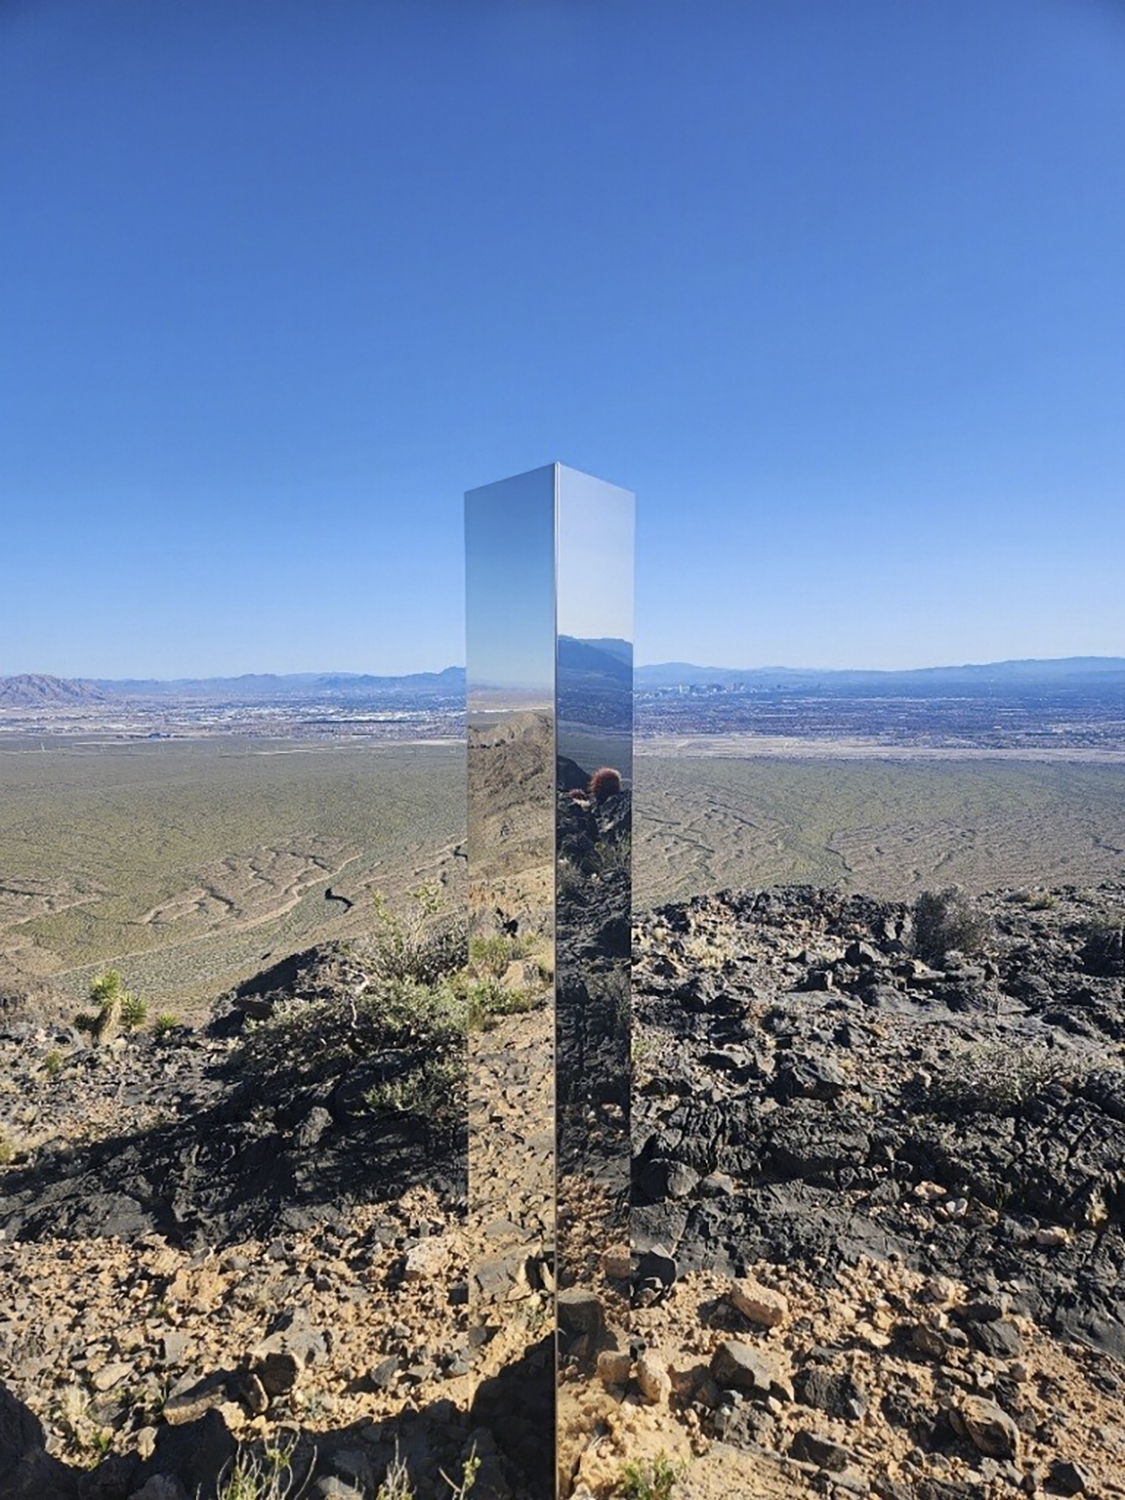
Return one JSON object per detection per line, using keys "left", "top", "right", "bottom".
{"left": 0, "top": 673, "right": 107, "bottom": 706}
{"left": 0, "top": 876, "right": 1122, "bottom": 1497}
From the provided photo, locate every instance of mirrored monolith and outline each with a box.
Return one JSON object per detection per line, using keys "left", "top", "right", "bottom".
{"left": 465, "top": 467, "right": 557, "bottom": 1495}
{"left": 465, "top": 464, "right": 634, "bottom": 1499}
{"left": 554, "top": 468, "right": 634, "bottom": 1494}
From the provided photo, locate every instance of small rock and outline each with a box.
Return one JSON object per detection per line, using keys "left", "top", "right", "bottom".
{"left": 636, "top": 1246, "right": 677, "bottom": 1287}
{"left": 728, "top": 1276, "right": 788, "bottom": 1329}
{"left": 129, "top": 1478, "right": 190, "bottom": 1500}
{"left": 91, "top": 1360, "right": 133, "bottom": 1392}
{"left": 557, "top": 1288, "right": 604, "bottom": 1339}
{"left": 790, "top": 1428, "right": 855, "bottom": 1472}
{"left": 793, "top": 1368, "right": 868, "bottom": 1421}
{"left": 1047, "top": 1458, "right": 1093, "bottom": 1494}
{"left": 952, "top": 1394, "right": 1020, "bottom": 1460}
{"left": 596, "top": 1350, "right": 632, "bottom": 1387}
{"left": 711, "top": 1340, "right": 787, "bottom": 1401}
{"left": 923, "top": 1276, "right": 957, "bottom": 1306}
{"left": 253, "top": 1350, "right": 300, "bottom": 1398}
{"left": 402, "top": 1237, "right": 450, "bottom": 1282}
{"left": 635, "top": 1353, "right": 672, "bottom": 1405}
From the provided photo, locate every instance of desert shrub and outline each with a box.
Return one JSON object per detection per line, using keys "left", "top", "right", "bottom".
{"left": 468, "top": 931, "right": 532, "bottom": 978}
{"left": 589, "top": 766, "right": 623, "bottom": 802}
{"left": 375, "top": 1454, "right": 416, "bottom": 1500}
{"left": 912, "top": 887, "right": 990, "bottom": 963}
{"left": 89, "top": 970, "right": 123, "bottom": 1008}
{"left": 1025, "top": 890, "right": 1056, "bottom": 911}
{"left": 152, "top": 1013, "right": 179, "bottom": 1040}
{"left": 464, "top": 978, "right": 541, "bottom": 1031}
{"left": 236, "top": 974, "right": 468, "bottom": 1140}
{"left": 120, "top": 993, "right": 147, "bottom": 1030}
{"left": 925, "top": 1041, "right": 1083, "bottom": 1116}
{"left": 375, "top": 1444, "right": 478, "bottom": 1500}
{"left": 1081, "top": 913, "right": 1124, "bottom": 976}
{"left": 0, "top": 1130, "right": 14, "bottom": 1165}
{"left": 557, "top": 858, "right": 585, "bottom": 904}
{"left": 615, "top": 1452, "right": 683, "bottom": 1500}
{"left": 367, "top": 888, "right": 466, "bottom": 984}
{"left": 212, "top": 1434, "right": 308, "bottom": 1500}
{"left": 596, "top": 832, "right": 632, "bottom": 875}
{"left": 43, "top": 1049, "right": 64, "bottom": 1077}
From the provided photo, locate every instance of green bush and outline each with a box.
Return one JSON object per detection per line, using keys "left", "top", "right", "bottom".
{"left": 912, "top": 887, "right": 990, "bottom": 963}
{"left": 925, "top": 1041, "right": 1081, "bottom": 1116}
{"left": 44, "top": 1049, "right": 64, "bottom": 1077}
{"left": 236, "top": 974, "right": 468, "bottom": 1141}
{"left": 468, "top": 931, "right": 532, "bottom": 978}
{"left": 89, "top": 970, "right": 123, "bottom": 1008}
{"left": 152, "top": 1013, "right": 179, "bottom": 1040}
{"left": 464, "top": 978, "right": 541, "bottom": 1031}
{"left": 615, "top": 1453, "right": 683, "bottom": 1500}
{"left": 367, "top": 888, "right": 466, "bottom": 984}
{"left": 120, "top": 993, "right": 147, "bottom": 1030}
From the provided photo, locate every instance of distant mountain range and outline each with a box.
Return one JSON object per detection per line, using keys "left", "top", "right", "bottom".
{"left": 0, "top": 674, "right": 110, "bottom": 706}
{"left": 634, "top": 656, "right": 1125, "bottom": 692}
{"left": 1, "top": 656, "right": 1122, "bottom": 708}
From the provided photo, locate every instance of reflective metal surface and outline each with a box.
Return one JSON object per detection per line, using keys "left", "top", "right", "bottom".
{"left": 554, "top": 468, "right": 634, "bottom": 1496}
{"left": 465, "top": 467, "right": 557, "bottom": 1494}
{"left": 465, "top": 464, "right": 634, "bottom": 1498}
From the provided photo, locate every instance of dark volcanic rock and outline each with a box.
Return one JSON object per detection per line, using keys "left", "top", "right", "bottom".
{"left": 632, "top": 880, "right": 1125, "bottom": 1358}
{"left": 0, "top": 1379, "right": 79, "bottom": 1498}
{"left": 0, "top": 945, "right": 466, "bottom": 1249}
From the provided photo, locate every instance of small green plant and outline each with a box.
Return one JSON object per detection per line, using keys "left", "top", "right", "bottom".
{"left": 152, "top": 1012, "right": 179, "bottom": 1040}
{"left": 376, "top": 1451, "right": 416, "bottom": 1500}
{"left": 120, "top": 992, "right": 148, "bottom": 1030}
{"left": 615, "top": 1451, "right": 684, "bottom": 1500}
{"left": 43, "top": 1049, "right": 64, "bottom": 1077}
{"left": 212, "top": 1434, "right": 309, "bottom": 1500}
{"left": 1025, "top": 890, "right": 1056, "bottom": 910}
{"left": 468, "top": 931, "right": 533, "bottom": 978}
{"left": 440, "top": 1446, "right": 480, "bottom": 1498}
{"left": 0, "top": 1130, "right": 15, "bottom": 1165}
{"left": 912, "top": 887, "right": 990, "bottom": 963}
{"left": 464, "top": 978, "right": 541, "bottom": 1031}
{"left": 86, "top": 1429, "right": 113, "bottom": 1465}
{"left": 89, "top": 970, "right": 123, "bottom": 1008}
{"left": 925, "top": 1041, "right": 1085, "bottom": 1116}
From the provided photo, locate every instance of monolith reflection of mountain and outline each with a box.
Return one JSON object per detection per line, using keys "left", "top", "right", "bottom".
{"left": 558, "top": 636, "right": 633, "bottom": 681}
{"left": 0, "top": 674, "right": 108, "bottom": 706}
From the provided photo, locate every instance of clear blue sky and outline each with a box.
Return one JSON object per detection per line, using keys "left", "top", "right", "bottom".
{"left": 2, "top": 0, "right": 1123, "bottom": 677}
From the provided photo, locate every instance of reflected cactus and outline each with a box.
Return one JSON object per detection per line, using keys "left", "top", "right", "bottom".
{"left": 588, "top": 767, "right": 623, "bottom": 802}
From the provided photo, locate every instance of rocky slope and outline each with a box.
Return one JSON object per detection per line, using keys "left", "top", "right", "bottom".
{"left": 629, "top": 880, "right": 1125, "bottom": 1497}
{"left": 0, "top": 879, "right": 1122, "bottom": 1498}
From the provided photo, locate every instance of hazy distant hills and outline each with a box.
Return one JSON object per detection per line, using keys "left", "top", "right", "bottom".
{"left": 0, "top": 674, "right": 108, "bottom": 706}
{"left": 86, "top": 667, "right": 466, "bottom": 700}
{"left": 558, "top": 635, "right": 632, "bottom": 682}
{"left": 634, "top": 656, "right": 1125, "bottom": 693}
{"left": 2, "top": 656, "right": 1121, "bottom": 706}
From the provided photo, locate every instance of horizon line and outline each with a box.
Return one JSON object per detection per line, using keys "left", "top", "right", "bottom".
{"left": 3, "top": 652, "right": 1125, "bottom": 683}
